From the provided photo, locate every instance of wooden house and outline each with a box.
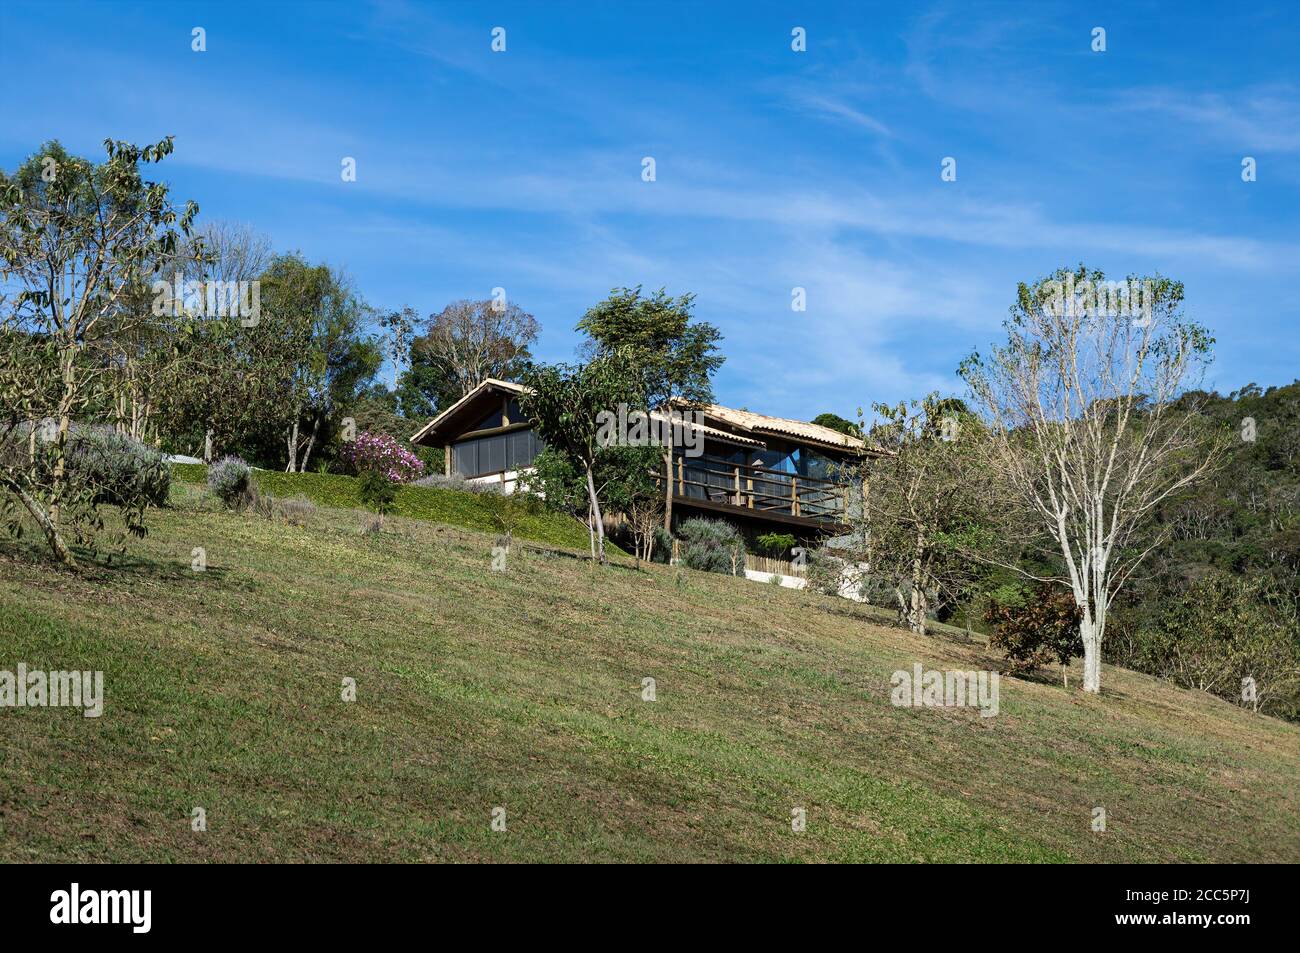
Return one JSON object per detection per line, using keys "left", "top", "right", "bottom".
{"left": 410, "top": 378, "right": 871, "bottom": 545}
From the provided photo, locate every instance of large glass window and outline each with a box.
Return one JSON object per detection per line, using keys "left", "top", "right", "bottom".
{"left": 453, "top": 428, "right": 543, "bottom": 478}
{"left": 799, "top": 450, "right": 835, "bottom": 481}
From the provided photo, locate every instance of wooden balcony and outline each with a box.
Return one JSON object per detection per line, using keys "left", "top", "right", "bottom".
{"left": 658, "top": 453, "right": 851, "bottom": 529}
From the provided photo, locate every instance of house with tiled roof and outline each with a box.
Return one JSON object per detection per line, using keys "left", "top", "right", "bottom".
{"left": 411, "top": 379, "right": 877, "bottom": 545}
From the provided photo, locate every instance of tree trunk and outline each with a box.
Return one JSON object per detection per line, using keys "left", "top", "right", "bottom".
{"left": 1081, "top": 616, "right": 1101, "bottom": 693}
{"left": 6, "top": 478, "right": 75, "bottom": 567}
{"left": 909, "top": 585, "right": 928, "bottom": 634}
{"left": 585, "top": 465, "right": 607, "bottom": 564}
{"left": 300, "top": 414, "right": 322, "bottom": 473}
{"left": 909, "top": 528, "right": 927, "bottom": 634}
{"left": 662, "top": 447, "right": 674, "bottom": 532}
{"left": 204, "top": 428, "right": 214, "bottom": 463}
{"left": 286, "top": 418, "right": 300, "bottom": 473}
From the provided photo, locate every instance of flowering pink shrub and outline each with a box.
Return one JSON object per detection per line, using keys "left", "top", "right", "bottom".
{"left": 340, "top": 431, "right": 425, "bottom": 484}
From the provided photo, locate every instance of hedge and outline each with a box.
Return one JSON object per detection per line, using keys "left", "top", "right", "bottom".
{"left": 170, "top": 464, "right": 617, "bottom": 553}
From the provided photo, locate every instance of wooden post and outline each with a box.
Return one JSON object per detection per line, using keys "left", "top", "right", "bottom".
{"left": 677, "top": 455, "right": 684, "bottom": 494}
{"left": 733, "top": 465, "right": 740, "bottom": 505}
{"left": 445, "top": 444, "right": 452, "bottom": 476}
{"left": 791, "top": 476, "right": 799, "bottom": 517}
{"left": 746, "top": 468, "right": 753, "bottom": 508}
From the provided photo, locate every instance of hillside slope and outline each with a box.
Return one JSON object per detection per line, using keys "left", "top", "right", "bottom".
{"left": 1, "top": 487, "right": 1297, "bottom": 862}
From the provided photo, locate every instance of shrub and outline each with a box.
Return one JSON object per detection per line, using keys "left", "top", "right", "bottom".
{"left": 678, "top": 518, "right": 745, "bottom": 576}
{"left": 650, "top": 526, "right": 674, "bottom": 564}
{"left": 278, "top": 495, "right": 316, "bottom": 527}
{"left": 756, "top": 531, "right": 797, "bottom": 557}
{"left": 340, "top": 431, "right": 425, "bottom": 484}
{"left": 986, "top": 586, "right": 1083, "bottom": 681}
{"left": 805, "top": 547, "right": 848, "bottom": 596}
{"left": 357, "top": 468, "right": 397, "bottom": 523}
{"left": 411, "top": 472, "right": 503, "bottom": 495}
{"left": 207, "top": 456, "right": 254, "bottom": 509}
{"left": 66, "top": 425, "right": 169, "bottom": 508}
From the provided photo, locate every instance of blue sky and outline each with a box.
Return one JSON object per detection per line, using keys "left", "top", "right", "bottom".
{"left": 2, "top": 0, "right": 1297, "bottom": 420}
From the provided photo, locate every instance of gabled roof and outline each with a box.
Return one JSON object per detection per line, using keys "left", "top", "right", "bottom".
{"left": 677, "top": 401, "right": 867, "bottom": 453}
{"left": 650, "top": 411, "right": 765, "bottom": 448}
{"left": 410, "top": 378, "right": 526, "bottom": 445}
{"left": 412, "top": 378, "right": 870, "bottom": 454}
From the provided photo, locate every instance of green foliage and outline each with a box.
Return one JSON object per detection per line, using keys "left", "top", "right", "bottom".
{"left": 678, "top": 518, "right": 745, "bottom": 576}
{"left": 490, "top": 489, "right": 543, "bottom": 540}
{"left": 1109, "top": 574, "right": 1300, "bottom": 720}
{"left": 518, "top": 352, "right": 644, "bottom": 562}
{"left": 986, "top": 586, "right": 1084, "bottom": 678}
{"left": 850, "top": 392, "right": 996, "bottom": 631}
{"left": 1136, "top": 380, "right": 1300, "bottom": 616}
{"left": 357, "top": 467, "right": 397, "bottom": 517}
{"left": 577, "top": 286, "right": 724, "bottom": 409}
{"left": 520, "top": 446, "right": 584, "bottom": 513}
{"left": 339, "top": 386, "right": 441, "bottom": 475}
{"left": 396, "top": 339, "right": 462, "bottom": 420}
{"left": 399, "top": 298, "right": 537, "bottom": 417}
{"left": 810, "top": 413, "right": 862, "bottom": 438}
{"left": 756, "top": 531, "right": 797, "bottom": 556}
{"left": 650, "top": 526, "right": 674, "bottom": 564}
{"left": 597, "top": 444, "right": 662, "bottom": 513}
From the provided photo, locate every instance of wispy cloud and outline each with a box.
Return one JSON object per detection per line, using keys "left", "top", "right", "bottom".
{"left": 1115, "top": 85, "right": 1300, "bottom": 153}
{"left": 789, "top": 92, "right": 893, "bottom": 138}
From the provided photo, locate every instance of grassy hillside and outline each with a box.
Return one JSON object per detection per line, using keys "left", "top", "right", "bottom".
{"left": 170, "top": 462, "right": 613, "bottom": 553}
{"left": 1, "top": 486, "right": 1297, "bottom": 862}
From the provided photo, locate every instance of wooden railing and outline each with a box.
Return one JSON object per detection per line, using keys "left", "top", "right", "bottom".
{"left": 657, "top": 453, "right": 849, "bottom": 524}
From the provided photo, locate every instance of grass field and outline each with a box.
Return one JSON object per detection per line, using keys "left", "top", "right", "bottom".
{"left": 1, "top": 484, "right": 1297, "bottom": 862}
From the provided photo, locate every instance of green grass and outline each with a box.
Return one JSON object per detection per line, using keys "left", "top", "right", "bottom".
{"left": 0, "top": 487, "right": 1297, "bottom": 862}
{"left": 171, "top": 462, "right": 615, "bottom": 553}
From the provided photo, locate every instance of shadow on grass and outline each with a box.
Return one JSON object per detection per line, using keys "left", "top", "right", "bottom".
{"left": 519, "top": 542, "right": 650, "bottom": 575}
{"left": 0, "top": 537, "right": 233, "bottom": 586}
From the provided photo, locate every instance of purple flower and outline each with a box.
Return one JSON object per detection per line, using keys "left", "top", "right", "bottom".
{"left": 341, "top": 431, "right": 425, "bottom": 484}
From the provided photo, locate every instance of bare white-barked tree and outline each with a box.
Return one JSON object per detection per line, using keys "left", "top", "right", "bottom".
{"left": 960, "top": 267, "right": 1222, "bottom": 694}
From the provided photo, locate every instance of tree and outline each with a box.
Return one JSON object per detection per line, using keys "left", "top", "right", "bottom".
{"left": 342, "top": 383, "right": 443, "bottom": 475}
{"left": 395, "top": 338, "right": 460, "bottom": 419}
{"left": 418, "top": 298, "right": 538, "bottom": 399}
{"left": 1107, "top": 574, "right": 1300, "bottom": 718}
{"left": 847, "top": 394, "right": 993, "bottom": 634}
{"left": 577, "top": 286, "right": 723, "bottom": 531}
{"left": 959, "top": 265, "right": 1222, "bottom": 693}
{"left": 811, "top": 412, "right": 862, "bottom": 438}
{"left": 257, "top": 256, "right": 380, "bottom": 472}
{"left": 518, "top": 353, "right": 641, "bottom": 564}
{"left": 597, "top": 444, "right": 662, "bottom": 565}
{"left": 0, "top": 137, "right": 197, "bottom": 566}
{"left": 151, "top": 220, "right": 273, "bottom": 459}
{"left": 378, "top": 306, "right": 417, "bottom": 390}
